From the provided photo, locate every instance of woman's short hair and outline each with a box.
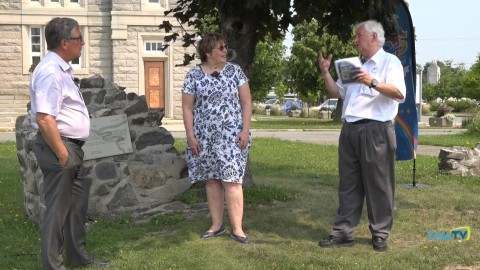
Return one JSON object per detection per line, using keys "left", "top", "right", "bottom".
{"left": 45, "top": 17, "right": 80, "bottom": 51}
{"left": 197, "top": 32, "right": 225, "bottom": 62}
{"left": 356, "top": 20, "right": 385, "bottom": 46}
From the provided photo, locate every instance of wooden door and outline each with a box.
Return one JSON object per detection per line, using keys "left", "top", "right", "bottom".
{"left": 144, "top": 61, "right": 165, "bottom": 109}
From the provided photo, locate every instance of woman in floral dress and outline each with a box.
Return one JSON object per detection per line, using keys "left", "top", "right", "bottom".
{"left": 182, "top": 33, "right": 252, "bottom": 244}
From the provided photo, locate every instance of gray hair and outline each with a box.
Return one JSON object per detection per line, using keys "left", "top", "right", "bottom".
{"left": 45, "top": 17, "right": 80, "bottom": 51}
{"left": 356, "top": 20, "right": 385, "bottom": 46}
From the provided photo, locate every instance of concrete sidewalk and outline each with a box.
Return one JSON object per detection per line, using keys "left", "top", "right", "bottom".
{"left": 2, "top": 127, "right": 456, "bottom": 157}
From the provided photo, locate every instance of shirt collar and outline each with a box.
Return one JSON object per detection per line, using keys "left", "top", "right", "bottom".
{"left": 48, "top": 51, "right": 73, "bottom": 73}
{"left": 367, "top": 48, "right": 386, "bottom": 65}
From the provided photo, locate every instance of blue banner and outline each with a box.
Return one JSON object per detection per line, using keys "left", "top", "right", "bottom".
{"left": 383, "top": 0, "right": 418, "bottom": 161}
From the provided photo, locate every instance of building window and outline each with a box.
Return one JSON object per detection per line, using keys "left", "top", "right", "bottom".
{"left": 30, "top": 27, "right": 42, "bottom": 66}
{"left": 71, "top": 0, "right": 79, "bottom": 2}
{"left": 28, "top": 26, "right": 84, "bottom": 69}
{"left": 70, "top": 57, "right": 82, "bottom": 69}
{"left": 145, "top": 41, "right": 164, "bottom": 53}
{"left": 142, "top": 0, "right": 166, "bottom": 9}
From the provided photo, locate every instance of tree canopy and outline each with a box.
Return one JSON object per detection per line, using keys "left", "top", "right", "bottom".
{"left": 159, "top": 0, "right": 401, "bottom": 72}
{"left": 422, "top": 61, "right": 468, "bottom": 101}
{"left": 461, "top": 55, "right": 480, "bottom": 100}
{"left": 248, "top": 35, "right": 287, "bottom": 102}
{"left": 288, "top": 20, "right": 357, "bottom": 106}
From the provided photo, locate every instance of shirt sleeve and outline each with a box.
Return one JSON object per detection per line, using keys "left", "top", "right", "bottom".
{"left": 236, "top": 64, "right": 248, "bottom": 87}
{"left": 386, "top": 56, "right": 407, "bottom": 102}
{"left": 33, "top": 68, "right": 62, "bottom": 117}
{"left": 182, "top": 69, "right": 196, "bottom": 95}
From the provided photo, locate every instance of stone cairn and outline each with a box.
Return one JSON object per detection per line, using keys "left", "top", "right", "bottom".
{"left": 438, "top": 143, "right": 480, "bottom": 176}
{"left": 15, "top": 75, "right": 197, "bottom": 225}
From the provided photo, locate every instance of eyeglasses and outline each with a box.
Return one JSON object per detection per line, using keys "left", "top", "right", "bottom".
{"left": 215, "top": 45, "right": 228, "bottom": 51}
{"left": 68, "top": 36, "right": 84, "bottom": 43}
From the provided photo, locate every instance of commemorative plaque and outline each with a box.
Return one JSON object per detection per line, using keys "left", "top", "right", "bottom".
{"left": 83, "top": 114, "right": 133, "bottom": 160}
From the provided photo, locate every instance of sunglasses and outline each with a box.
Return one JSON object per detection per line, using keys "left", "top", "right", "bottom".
{"left": 215, "top": 45, "right": 228, "bottom": 51}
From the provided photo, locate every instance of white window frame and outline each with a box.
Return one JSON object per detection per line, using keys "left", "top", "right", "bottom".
{"left": 27, "top": 0, "right": 83, "bottom": 7}
{"left": 141, "top": 0, "right": 167, "bottom": 10}
{"left": 148, "top": 0, "right": 163, "bottom": 5}
{"left": 144, "top": 41, "right": 165, "bottom": 54}
{"left": 70, "top": 56, "right": 82, "bottom": 69}
{"left": 23, "top": 25, "right": 87, "bottom": 74}
{"left": 30, "top": 26, "right": 43, "bottom": 66}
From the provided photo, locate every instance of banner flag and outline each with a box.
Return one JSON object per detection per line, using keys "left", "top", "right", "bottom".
{"left": 383, "top": 0, "right": 418, "bottom": 161}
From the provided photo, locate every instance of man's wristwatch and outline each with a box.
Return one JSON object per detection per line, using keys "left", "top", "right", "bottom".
{"left": 370, "top": 78, "right": 378, "bottom": 88}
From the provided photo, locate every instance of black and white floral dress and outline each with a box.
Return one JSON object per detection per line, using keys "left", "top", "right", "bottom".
{"left": 182, "top": 62, "right": 252, "bottom": 184}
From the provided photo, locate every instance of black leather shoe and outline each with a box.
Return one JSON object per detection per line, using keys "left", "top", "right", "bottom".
{"left": 202, "top": 224, "right": 225, "bottom": 238}
{"left": 372, "top": 236, "right": 388, "bottom": 252}
{"left": 319, "top": 235, "right": 354, "bottom": 248}
{"left": 230, "top": 229, "right": 249, "bottom": 244}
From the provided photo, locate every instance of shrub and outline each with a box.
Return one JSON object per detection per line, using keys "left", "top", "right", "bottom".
{"left": 429, "top": 101, "right": 441, "bottom": 112}
{"left": 465, "top": 112, "right": 480, "bottom": 136}
{"left": 435, "top": 104, "right": 453, "bottom": 117}
{"left": 445, "top": 99, "right": 478, "bottom": 112}
{"left": 252, "top": 104, "right": 264, "bottom": 115}
{"left": 443, "top": 113, "right": 456, "bottom": 124}
{"left": 270, "top": 107, "right": 281, "bottom": 116}
{"left": 422, "top": 103, "right": 431, "bottom": 116}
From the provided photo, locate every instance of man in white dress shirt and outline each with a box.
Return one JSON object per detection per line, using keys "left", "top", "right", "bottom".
{"left": 317, "top": 20, "right": 406, "bottom": 252}
{"left": 30, "top": 17, "right": 109, "bottom": 269}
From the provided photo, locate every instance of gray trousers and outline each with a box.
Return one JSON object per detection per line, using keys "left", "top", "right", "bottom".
{"left": 34, "top": 134, "right": 91, "bottom": 270}
{"left": 331, "top": 120, "right": 396, "bottom": 240}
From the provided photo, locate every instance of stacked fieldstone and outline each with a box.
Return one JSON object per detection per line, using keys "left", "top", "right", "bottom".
{"left": 15, "top": 75, "right": 191, "bottom": 225}
{"left": 438, "top": 143, "right": 480, "bottom": 176}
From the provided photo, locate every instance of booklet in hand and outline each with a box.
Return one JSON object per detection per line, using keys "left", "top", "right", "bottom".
{"left": 334, "top": 57, "right": 362, "bottom": 85}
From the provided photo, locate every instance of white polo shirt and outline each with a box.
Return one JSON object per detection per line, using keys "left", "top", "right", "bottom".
{"left": 337, "top": 48, "right": 406, "bottom": 123}
{"left": 30, "top": 51, "right": 90, "bottom": 140}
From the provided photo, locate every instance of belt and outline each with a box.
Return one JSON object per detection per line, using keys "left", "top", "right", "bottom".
{"left": 61, "top": 136, "right": 85, "bottom": 147}
{"left": 349, "top": 119, "right": 388, "bottom": 125}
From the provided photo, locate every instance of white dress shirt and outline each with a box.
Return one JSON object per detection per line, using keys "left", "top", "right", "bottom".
{"left": 30, "top": 51, "right": 90, "bottom": 140}
{"left": 337, "top": 48, "right": 406, "bottom": 122}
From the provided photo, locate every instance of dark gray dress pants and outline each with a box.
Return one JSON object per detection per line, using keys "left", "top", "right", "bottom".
{"left": 34, "top": 134, "right": 91, "bottom": 270}
{"left": 331, "top": 120, "right": 396, "bottom": 240}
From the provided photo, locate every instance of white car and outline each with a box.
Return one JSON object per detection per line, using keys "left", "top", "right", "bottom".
{"left": 311, "top": 98, "right": 338, "bottom": 112}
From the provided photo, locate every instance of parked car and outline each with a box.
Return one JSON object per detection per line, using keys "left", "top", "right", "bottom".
{"left": 280, "top": 98, "right": 302, "bottom": 112}
{"left": 311, "top": 98, "right": 338, "bottom": 112}
{"left": 259, "top": 98, "right": 302, "bottom": 112}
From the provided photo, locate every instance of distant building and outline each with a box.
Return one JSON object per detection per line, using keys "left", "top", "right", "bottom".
{"left": 0, "top": 0, "right": 194, "bottom": 131}
{"left": 426, "top": 59, "right": 441, "bottom": 85}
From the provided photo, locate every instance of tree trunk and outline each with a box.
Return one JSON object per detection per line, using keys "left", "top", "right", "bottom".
{"left": 217, "top": 0, "right": 261, "bottom": 187}
{"left": 334, "top": 98, "right": 344, "bottom": 122}
{"left": 217, "top": 0, "right": 260, "bottom": 72}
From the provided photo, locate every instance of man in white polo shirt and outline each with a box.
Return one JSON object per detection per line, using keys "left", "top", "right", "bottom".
{"left": 317, "top": 20, "right": 406, "bottom": 252}
{"left": 30, "top": 17, "right": 108, "bottom": 269}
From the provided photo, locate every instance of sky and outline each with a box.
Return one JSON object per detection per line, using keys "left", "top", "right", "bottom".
{"left": 408, "top": 0, "right": 480, "bottom": 69}
{"left": 284, "top": 1, "right": 480, "bottom": 69}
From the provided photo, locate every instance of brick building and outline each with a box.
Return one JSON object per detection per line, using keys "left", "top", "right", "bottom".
{"left": 0, "top": 0, "right": 193, "bottom": 131}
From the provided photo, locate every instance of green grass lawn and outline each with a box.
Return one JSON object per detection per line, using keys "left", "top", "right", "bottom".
{"left": 420, "top": 133, "right": 479, "bottom": 148}
{"left": 1, "top": 133, "right": 480, "bottom": 269}
{"left": 251, "top": 116, "right": 344, "bottom": 130}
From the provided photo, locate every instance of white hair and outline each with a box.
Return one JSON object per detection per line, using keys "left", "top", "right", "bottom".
{"left": 356, "top": 20, "right": 385, "bottom": 46}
